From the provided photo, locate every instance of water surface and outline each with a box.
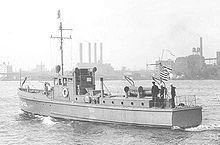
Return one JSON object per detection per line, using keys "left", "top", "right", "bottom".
{"left": 0, "top": 80, "right": 220, "bottom": 145}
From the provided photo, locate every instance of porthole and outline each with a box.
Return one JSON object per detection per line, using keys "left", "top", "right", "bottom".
{"left": 121, "top": 102, "right": 124, "bottom": 105}
{"left": 141, "top": 102, "right": 144, "bottom": 106}
{"left": 112, "top": 101, "right": 114, "bottom": 104}
{"left": 103, "top": 100, "right": 105, "bottom": 103}
{"left": 131, "top": 102, "right": 134, "bottom": 105}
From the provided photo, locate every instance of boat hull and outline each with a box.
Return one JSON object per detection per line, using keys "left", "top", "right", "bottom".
{"left": 18, "top": 90, "right": 202, "bottom": 128}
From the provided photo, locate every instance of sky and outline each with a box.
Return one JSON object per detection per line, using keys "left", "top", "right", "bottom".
{"left": 0, "top": 0, "right": 220, "bottom": 71}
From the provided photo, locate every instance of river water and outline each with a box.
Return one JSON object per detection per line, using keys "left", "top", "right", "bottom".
{"left": 0, "top": 80, "right": 220, "bottom": 145}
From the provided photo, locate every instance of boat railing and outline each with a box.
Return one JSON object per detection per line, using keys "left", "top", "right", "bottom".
{"left": 19, "top": 87, "right": 44, "bottom": 94}
{"left": 175, "top": 95, "right": 197, "bottom": 107}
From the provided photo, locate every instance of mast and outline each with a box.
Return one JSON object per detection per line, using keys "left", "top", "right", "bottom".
{"left": 51, "top": 10, "right": 72, "bottom": 75}
{"left": 60, "top": 21, "right": 64, "bottom": 75}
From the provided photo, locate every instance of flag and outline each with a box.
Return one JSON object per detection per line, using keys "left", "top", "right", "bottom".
{"left": 159, "top": 64, "right": 172, "bottom": 81}
{"left": 57, "top": 9, "right": 61, "bottom": 19}
{"left": 166, "top": 49, "right": 175, "bottom": 56}
{"left": 124, "top": 75, "right": 135, "bottom": 86}
{"left": 21, "top": 77, "right": 27, "bottom": 87}
{"left": 152, "top": 76, "right": 160, "bottom": 85}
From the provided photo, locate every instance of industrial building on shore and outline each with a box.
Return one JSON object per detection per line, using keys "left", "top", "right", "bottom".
{"left": 1, "top": 37, "right": 220, "bottom": 81}
{"left": 0, "top": 62, "right": 13, "bottom": 80}
{"left": 76, "top": 42, "right": 152, "bottom": 80}
{"left": 76, "top": 42, "right": 121, "bottom": 79}
{"left": 160, "top": 37, "right": 220, "bottom": 79}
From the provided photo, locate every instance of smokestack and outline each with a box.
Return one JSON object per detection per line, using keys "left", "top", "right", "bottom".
{"left": 79, "top": 43, "right": 83, "bottom": 63}
{"left": 100, "top": 42, "right": 103, "bottom": 64}
{"left": 88, "top": 43, "right": 91, "bottom": 63}
{"left": 94, "top": 43, "right": 97, "bottom": 63}
{"left": 200, "top": 37, "right": 203, "bottom": 56}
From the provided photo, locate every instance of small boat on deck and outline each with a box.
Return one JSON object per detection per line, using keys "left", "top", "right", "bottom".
{"left": 17, "top": 11, "right": 202, "bottom": 129}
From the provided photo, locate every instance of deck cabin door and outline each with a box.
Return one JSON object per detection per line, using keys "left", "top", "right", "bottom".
{"left": 53, "top": 78, "right": 60, "bottom": 99}
{"left": 54, "top": 77, "right": 70, "bottom": 101}
{"left": 67, "top": 78, "right": 74, "bottom": 101}
{"left": 59, "top": 77, "right": 71, "bottom": 101}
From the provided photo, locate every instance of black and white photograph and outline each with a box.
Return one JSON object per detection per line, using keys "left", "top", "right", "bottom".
{"left": 0, "top": 0, "right": 220, "bottom": 144}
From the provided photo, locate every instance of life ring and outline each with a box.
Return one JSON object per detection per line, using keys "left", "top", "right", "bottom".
{"left": 62, "top": 88, "right": 69, "bottom": 97}
{"left": 84, "top": 96, "right": 91, "bottom": 103}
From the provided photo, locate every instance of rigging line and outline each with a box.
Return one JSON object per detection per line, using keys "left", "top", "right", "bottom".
{"left": 161, "top": 49, "right": 175, "bottom": 61}
{"left": 103, "top": 82, "right": 111, "bottom": 95}
{"left": 70, "top": 36, "right": 73, "bottom": 68}
{"left": 50, "top": 38, "right": 52, "bottom": 73}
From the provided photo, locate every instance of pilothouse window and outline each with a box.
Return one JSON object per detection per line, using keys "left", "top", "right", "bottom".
{"left": 68, "top": 78, "right": 73, "bottom": 82}
{"left": 63, "top": 78, "right": 67, "bottom": 86}
{"left": 59, "top": 79, "right": 62, "bottom": 85}
{"left": 54, "top": 78, "right": 59, "bottom": 85}
{"left": 87, "top": 77, "right": 92, "bottom": 82}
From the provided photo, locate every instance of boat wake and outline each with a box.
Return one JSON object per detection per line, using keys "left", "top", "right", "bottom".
{"left": 37, "top": 116, "right": 56, "bottom": 126}
{"left": 16, "top": 112, "right": 57, "bottom": 126}
{"left": 16, "top": 111, "right": 36, "bottom": 121}
{"left": 185, "top": 124, "right": 220, "bottom": 132}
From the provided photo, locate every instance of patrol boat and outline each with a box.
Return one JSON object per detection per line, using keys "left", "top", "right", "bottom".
{"left": 17, "top": 12, "right": 202, "bottom": 129}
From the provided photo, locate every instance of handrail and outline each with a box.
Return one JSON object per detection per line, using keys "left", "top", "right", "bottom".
{"left": 149, "top": 95, "right": 197, "bottom": 108}
{"left": 175, "top": 95, "right": 197, "bottom": 107}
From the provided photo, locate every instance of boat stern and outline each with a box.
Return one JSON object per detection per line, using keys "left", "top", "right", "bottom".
{"left": 172, "top": 106, "right": 202, "bottom": 128}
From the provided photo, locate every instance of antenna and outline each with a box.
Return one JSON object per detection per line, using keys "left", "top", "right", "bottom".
{"left": 50, "top": 10, "right": 72, "bottom": 75}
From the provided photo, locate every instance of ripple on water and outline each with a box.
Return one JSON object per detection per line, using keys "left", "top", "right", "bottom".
{"left": 185, "top": 124, "right": 220, "bottom": 132}
{"left": 1, "top": 80, "right": 220, "bottom": 145}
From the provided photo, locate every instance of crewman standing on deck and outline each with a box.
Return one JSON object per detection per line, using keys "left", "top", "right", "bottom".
{"left": 171, "top": 84, "right": 176, "bottom": 108}
{"left": 151, "top": 82, "right": 159, "bottom": 106}
{"left": 160, "top": 84, "right": 165, "bottom": 108}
